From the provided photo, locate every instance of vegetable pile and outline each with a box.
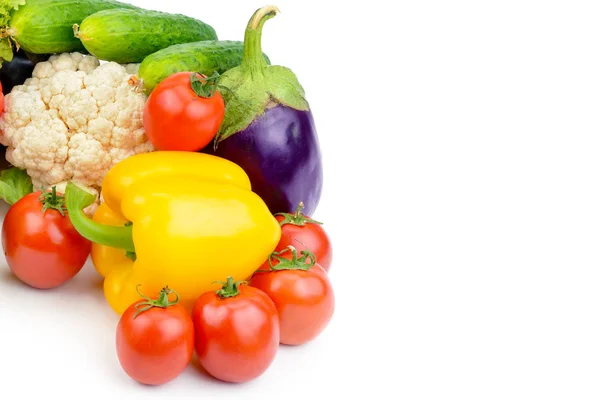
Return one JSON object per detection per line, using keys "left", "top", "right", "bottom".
{"left": 0, "top": 1, "right": 332, "bottom": 386}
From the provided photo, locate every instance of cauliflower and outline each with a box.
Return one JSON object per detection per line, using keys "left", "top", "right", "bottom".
{"left": 0, "top": 52, "right": 154, "bottom": 194}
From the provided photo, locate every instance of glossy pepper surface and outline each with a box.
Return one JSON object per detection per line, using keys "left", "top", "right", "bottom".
{"left": 65, "top": 151, "right": 281, "bottom": 314}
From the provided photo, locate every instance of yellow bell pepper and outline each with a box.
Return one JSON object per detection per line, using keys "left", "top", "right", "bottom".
{"left": 65, "top": 151, "right": 281, "bottom": 315}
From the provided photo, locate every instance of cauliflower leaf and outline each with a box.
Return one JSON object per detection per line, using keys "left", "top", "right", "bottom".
{"left": 0, "top": 167, "right": 33, "bottom": 205}
{"left": 0, "top": 38, "right": 12, "bottom": 63}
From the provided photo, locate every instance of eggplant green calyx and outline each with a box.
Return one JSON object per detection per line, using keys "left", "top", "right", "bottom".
{"left": 39, "top": 186, "right": 66, "bottom": 216}
{"left": 266, "top": 246, "right": 317, "bottom": 271}
{"left": 133, "top": 285, "right": 180, "bottom": 318}
{"left": 0, "top": 0, "right": 26, "bottom": 64}
{"left": 214, "top": 5, "right": 309, "bottom": 147}
{"left": 214, "top": 276, "right": 246, "bottom": 299}
{"left": 64, "top": 181, "right": 135, "bottom": 253}
{"left": 274, "top": 201, "right": 323, "bottom": 226}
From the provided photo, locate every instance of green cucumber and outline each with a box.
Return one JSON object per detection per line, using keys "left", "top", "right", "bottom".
{"left": 138, "top": 40, "right": 271, "bottom": 93}
{"left": 7, "top": 0, "right": 138, "bottom": 55}
{"left": 74, "top": 9, "right": 218, "bottom": 63}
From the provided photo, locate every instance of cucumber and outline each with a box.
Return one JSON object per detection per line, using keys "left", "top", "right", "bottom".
{"left": 75, "top": 9, "right": 218, "bottom": 63}
{"left": 8, "top": 0, "right": 138, "bottom": 55}
{"left": 139, "top": 40, "right": 271, "bottom": 93}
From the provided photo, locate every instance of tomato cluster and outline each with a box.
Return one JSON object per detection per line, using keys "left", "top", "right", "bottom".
{"left": 1, "top": 180, "right": 334, "bottom": 386}
{"left": 115, "top": 202, "right": 335, "bottom": 386}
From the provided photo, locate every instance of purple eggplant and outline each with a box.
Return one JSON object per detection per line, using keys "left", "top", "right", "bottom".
{"left": 208, "top": 6, "right": 323, "bottom": 216}
{"left": 1, "top": 49, "right": 50, "bottom": 94}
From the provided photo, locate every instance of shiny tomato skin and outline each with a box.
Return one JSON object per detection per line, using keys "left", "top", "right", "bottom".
{"left": 143, "top": 71, "right": 225, "bottom": 152}
{"left": 250, "top": 258, "right": 335, "bottom": 346}
{"left": 191, "top": 285, "right": 280, "bottom": 383}
{"left": 1, "top": 191, "right": 91, "bottom": 289}
{"left": 116, "top": 300, "right": 195, "bottom": 386}
{"left": 275, "top": 215, "right": 333, "bottom": 272}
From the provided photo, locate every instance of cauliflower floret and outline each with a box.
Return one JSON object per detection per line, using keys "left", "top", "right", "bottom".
{"left": 0, "top": 52, "right": 154, "bottom": 197}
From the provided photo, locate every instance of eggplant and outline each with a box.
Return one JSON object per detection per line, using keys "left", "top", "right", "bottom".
{"left": 1, "top": 49, "right": 50, "bottom": 94}
{"left": 208, "top": 6, "right": 323, "bottom": 216}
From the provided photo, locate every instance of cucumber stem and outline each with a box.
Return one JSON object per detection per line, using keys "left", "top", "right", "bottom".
{"left": 0, "top": 27, "right": 16, "bottom": 39}
{"left": 242, "top": 5, "right": 279, "bottom": 76}
{"left": 72, "top": 24, "right": 89, "bottom": 41}
{"left": 72, "top": 24, "right": 81, "bottom": 39}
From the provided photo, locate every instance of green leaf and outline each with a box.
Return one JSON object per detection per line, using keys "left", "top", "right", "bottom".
{"left": 0, "top": 39, "right": 13, "bottom": 63}
{"left": 0, "top": 167, "right": 33, "bottom": 205}
{"left": 8, "top": 0, "right": 25, "bottom": 9}
{"left": 0, "top": 0, "right": 24, "bottom": 25}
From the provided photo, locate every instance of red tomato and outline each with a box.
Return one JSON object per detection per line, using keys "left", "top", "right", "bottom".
{"left": 116, "top": 286, "right": 194, "bottom": 386}
{"left": 250, "top": 247, "right": 335, "bottom": 346}
{"left": 191, "top": 277, "right": 279, "bottom": 383}
{"left": 143, "top": 71, "right": 225, "bottom": 152}
{"left": 0, "top": 82, "right": 4, "bottom": 112}
{"left": 1, "top": 188, "right": 91, "bottom": 289}
{"left": 275, "top": 202, "right": 333, "bottom": 272}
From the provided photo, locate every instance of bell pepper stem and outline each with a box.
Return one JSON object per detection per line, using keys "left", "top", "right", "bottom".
{"left": 64, "top": 182, "right": 136, "bottom": 253}
{"left": 241, "top": 5, "right": 279, "bottom": 75}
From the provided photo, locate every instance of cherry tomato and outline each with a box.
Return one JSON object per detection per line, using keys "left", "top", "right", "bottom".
{"left": 116, "top": 286, "right": 194, "bottom": 386}
{"left": 191, "top": 277, "right": 279, "bottom": 383}
{"left": 274, "top": 202, "right": 333, "bottom": 272}
{"left": 143, "top": 71, "right": 225, "bottom": 152}
{"left": 2, "top": 187, "right": 91, "bottom": 289}
{"left": 250, "top": 247, "right": 335, "bottom": 346}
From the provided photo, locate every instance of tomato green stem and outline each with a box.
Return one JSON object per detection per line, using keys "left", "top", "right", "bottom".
{"left": 189, "top": 71, "right": 219, "bottom": 98}
{"left": 133, "top": 285, "right": 180, "bottom": 319}
{"left": 64, "top": 182, "right": 135, "bottom": 253}
{"left": 39, "top": 186, "right": 66, "bottom": 216}
{"left": 214, "top": 276, "right": 246, "bottom": 299}
{"left": 241, "top": 5, "right": 279, "bottom": 76}
{"left": 274, "top": 202, "right": 323, "bottom": 226}
{"left": 266, "top": 246, "right": 317, "bottom": 271}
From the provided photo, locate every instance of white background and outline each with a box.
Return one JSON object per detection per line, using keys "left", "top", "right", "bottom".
{"left": 1, "top": 0, "right": 599, "bottom": 399}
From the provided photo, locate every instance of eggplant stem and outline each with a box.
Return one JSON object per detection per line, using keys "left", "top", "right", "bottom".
{"left": 242, "top": 5, "right": 279, "bottom": 75}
